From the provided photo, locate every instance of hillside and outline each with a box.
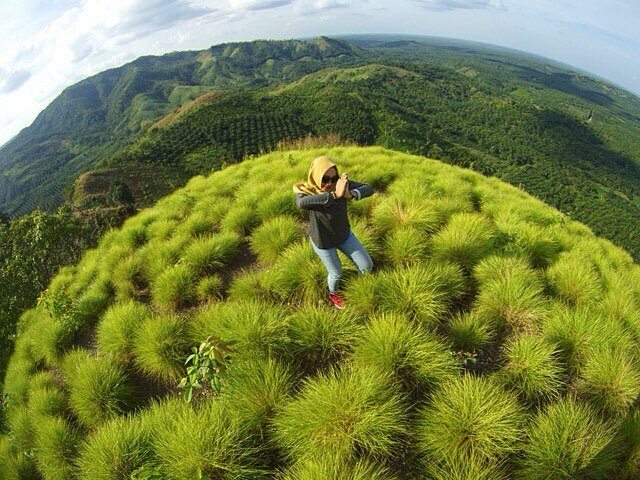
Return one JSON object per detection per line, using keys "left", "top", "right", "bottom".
{"left": 0, "top": 36, "right": 368, "bottom": 216}
{"left": 2, "top": 146, "right": 640, "bottom": 479}
{"left": 78, "top": 52, "right": 640, "bottom": 261}
{"left": 3, "top": 34, "right": 640, "bottom": 261}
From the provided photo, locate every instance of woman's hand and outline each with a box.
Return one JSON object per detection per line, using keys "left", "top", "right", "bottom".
{"left": 335, "top": 173, "right": 349, "bottom": 197}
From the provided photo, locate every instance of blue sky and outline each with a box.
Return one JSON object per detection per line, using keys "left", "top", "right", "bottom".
{"left": 0, "top": 0, "right": 638, "bottom": 148}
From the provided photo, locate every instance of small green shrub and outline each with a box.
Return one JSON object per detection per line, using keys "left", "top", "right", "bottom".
{"left": 416, "top": 373, "right": 524, "bottom": 464}
{"left": 273, "top": 364, "right": 408, "bottom": 463}
{"left": 496, "top": 334, "right": 564, "bottom": 404}
{"left": 351, "top": 312, "right": 458, "bottom": 394}
{"left": 133, "top": 313, "right": 191, "bottom": 383}
{"left": 285, "top": 305, "right": 360, "bottom": 374}
{"left": 516, "top": 397, "right": 621, "bottom": 480}
{"left": 151, "top": 263, "right": 197, "bottom": 310}
{"left": 249, "top": 215, "right": 302, "bottom": 265}
{"left": 64, "top": 351, "right": 138, "bottom": 428}
{"left": 178, "top": 335, "right": 235, "bottom": 402}
{"left": 96, "top": 300, "right": 150, "bottom": 361}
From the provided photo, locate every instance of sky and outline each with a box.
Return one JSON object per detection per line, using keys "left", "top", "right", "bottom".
{"left": 0, "top": 0, "right": 638, "bottom": 148}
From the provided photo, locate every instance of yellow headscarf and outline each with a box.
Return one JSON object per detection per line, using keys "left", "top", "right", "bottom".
{"left": 292, "top": 155, "right": 339, "bottom": 195}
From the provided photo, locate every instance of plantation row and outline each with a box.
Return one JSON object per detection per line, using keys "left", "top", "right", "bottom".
{"left": 2, "top": 146, "right": 640, "bottom": 479}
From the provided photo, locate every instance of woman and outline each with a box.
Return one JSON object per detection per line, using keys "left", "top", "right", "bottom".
{"left": 293, "top": 155, "right": 374, "bottom": 309}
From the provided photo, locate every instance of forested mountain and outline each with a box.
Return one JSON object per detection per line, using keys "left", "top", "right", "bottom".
{"left": 0, "top": 36, "right": 368, "bottom": 216}
{"left": 2, "top": 35, "right": 640, "bottom": 263}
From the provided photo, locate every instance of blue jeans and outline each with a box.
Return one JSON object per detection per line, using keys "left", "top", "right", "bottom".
{"left": 309, "top": 230, "right": 374, "bottom": 294}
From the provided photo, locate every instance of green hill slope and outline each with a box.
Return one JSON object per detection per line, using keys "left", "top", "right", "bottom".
{"left": 3, "top": 146, "right": 640, "bottom": 479}
{"left": 0, "top": 36, "right": 367, "bottom": 216}
{"left": 84, "top": 55, "right": 640, "bottom": 261}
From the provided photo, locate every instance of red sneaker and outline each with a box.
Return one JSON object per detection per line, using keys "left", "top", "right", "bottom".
{"left": 327, "top": 289, "right": 345, "bottom": 309}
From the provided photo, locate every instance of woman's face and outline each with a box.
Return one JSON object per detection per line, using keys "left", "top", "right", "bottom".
{"left": 321, "top": 166, "right": 338, "bottom": 191}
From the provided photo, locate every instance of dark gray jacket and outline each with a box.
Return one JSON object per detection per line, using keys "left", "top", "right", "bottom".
{"left": 295, "top": 180, "right": 374, "bottom": 249}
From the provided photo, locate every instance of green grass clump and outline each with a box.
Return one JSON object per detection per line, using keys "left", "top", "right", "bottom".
{"left": 132, "top": 312, "right": 191, "bottom": 382}
{"left": 545, "top": 251, "right": 602, "bottom": 306}
{"left": 222, "top": 354, "right": 296, "bottom": 436}
{"left": 474, "top": 260, "right": 547, "bottom": 333}
{"left": 96, "top": 300, "right": 150, "bottom": 360}
{"left": 574, "top": 346, "right": 640, "bottom": 417}
{"left": 63, "top": 350, "right": 138, "bottom": 428}
{"left": 281, "top": 456, "right": 397, "bottom": 480}
{"left": 416, "top": 373, "right": 524, "bottom": 464}
{"left": 541, "top": 303, "right": 635, "bottom": 375}
{"left": 141, "top": 235, "right": 188, "bottom": 281}
{"left": 421, "top": 453, "right": 509, "bottom": 480}
{"left": 619, "top": 410, "right": 640, "bottom": 479}
{"left": 33, "top": 415, "right": 80, "bottom": 480}
{"left": 75, "top": 414, "right": 152, "bottom": 480}
{"left": 255, "top": 190, "right": 300, "bottom": 221}
{"left": 249, "top": 215, "right": 302, "bottom": 264}
{"left": 152, "top": 399, "right": 260, "bottom": 480}
{"left": 516, "top": 397, "right": 621, "bottom": 479}
{"left": 382, "top": 225, "right": 430, "bottom": 265}
{"left": 345, "top": 262, "right": 464, "bottom": 330}
{"left": 151, "top": 263, "right": 197, "bottom": 310}
{"left": 370, "top": 195, "right": 440, "bottom": 235}
{"left": 430, "top": 212, "right": 496, "bottom": 270}
{"left": 496, "top": 334, "right": 564, "bottom": 404}
{"left": 219, "top": 204, "right": 260, "bottom": 236}
{"left": 447, "top": 310, "right": 494, "bottom": 352}
{"left": 267, "top": 240, "right": 332, "bottom": 305}
{"left": 285, "top": 305, "right": 360, "bottom": 373}
{"left": 498, "top": 221, "right": 561, "bottom": 269}
{"left": 181, "top": 231, "right": 241, "bottom": 272}
{"left": 188, "top": 300, "right": 289, "bottom": 358}
{"left": 351, "top": 312, "right": 458, "bottom": 394}
{"left": 111, "top": 254, "right": 146, "bottom": 302}
{"left": 273, "top": 364, "right": 408, "bottom": 463}
{"left": 195, "top": 274, "right": 224, "bottom": 302}
{"left": 473, "top": 254, "right": 534, "bottom": 287}
{"left": 27, "top": 382, "right": 68, "bottom": 419}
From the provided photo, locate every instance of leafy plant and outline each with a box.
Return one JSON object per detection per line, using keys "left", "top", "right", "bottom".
{"left": 178, "top": 336, "right": 236, "bottom": 402}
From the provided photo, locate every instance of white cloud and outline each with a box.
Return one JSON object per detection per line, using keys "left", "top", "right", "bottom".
{"left": 0, "top": 0, "right": 639, "bottom": 149}
{"left": 413, "top": 0, "right": 507, "bottom": 11}
{"left": 0, "top": 68, "right": 32, "bottom": 94}
{"left": 227, "top": 0, "right": 294, "bottom": 10}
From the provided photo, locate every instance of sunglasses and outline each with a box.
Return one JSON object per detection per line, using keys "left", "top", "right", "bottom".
{"left": 322, "top": 173, "right": 339, "bottom": 184}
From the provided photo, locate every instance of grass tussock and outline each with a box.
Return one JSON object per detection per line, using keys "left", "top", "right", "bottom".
{"left": 416, "top": 373, "right": 524, "bottom": 464}
{"left": 63, "top": 350, "right": 139, "bottom": 428}
{"left": 516, "top": 397, "right": 621, "bottom": 480}
{"left": 351, "top": 312, "right": 458, "bottom": 395}
{"left": 273, "top": 363, "right": 408, "bottom": 463}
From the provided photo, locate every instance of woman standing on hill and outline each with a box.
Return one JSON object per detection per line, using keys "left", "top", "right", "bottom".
{"left": 293, "top": 155, "right": 374, "bottom": 309}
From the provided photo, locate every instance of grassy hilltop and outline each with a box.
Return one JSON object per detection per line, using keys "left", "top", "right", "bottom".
{"left": 3, "top": 145, "right": 640, "bottom": 479}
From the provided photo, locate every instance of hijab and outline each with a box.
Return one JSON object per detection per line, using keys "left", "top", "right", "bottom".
{"left": 292, "top": 155, "right": 338, "bottom": 195}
